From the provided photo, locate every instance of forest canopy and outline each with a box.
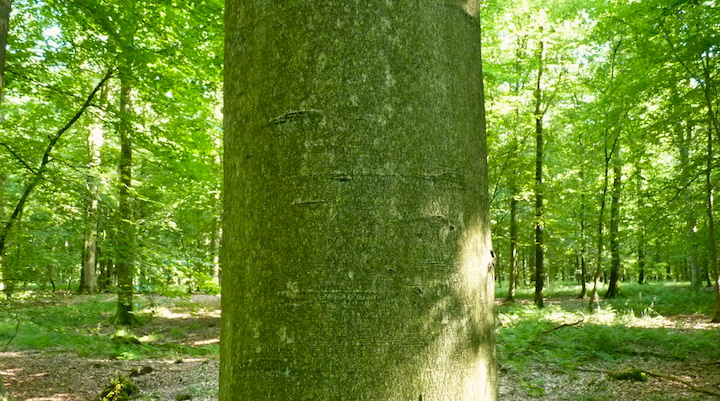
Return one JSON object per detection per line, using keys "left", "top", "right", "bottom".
{"left": 0, "top": 0, "right": 718, "bottom": 316}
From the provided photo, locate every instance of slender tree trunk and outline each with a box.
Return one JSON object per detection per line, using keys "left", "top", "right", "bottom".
{"left": 590, "top": 138, "right": 612, "bottom": 311}
{"left": 221, "top": 2, "right": 497, "bottom": 399}
{"left": 0, "top": 0, "right": 10, "bottom": 102}
{"left": 637, "top": 230, "right": 646, "bottom": 284}
{"left": 78, "top": 122, "right": 103, "bottom": 294}
{"left": 605, "top": 154, "right": 622, "bottom": 298}
{"left": 533, "top": 39, "right": 546, "bottom": 308}
{"left": 0, "top": 0, "right": 11, "bottom": 302}
{"left": 676, "top": 121, "right": 701, "bottom": 288}
{"left": 0, "top": 173, "right": 6, "bottom": 297}
{"left": 114, "top": 72, "right": 136, "bottom": 325}
{"left": 577, "top": 134, "right": 588, "bottom": 298}
{"left": 635, "top": 169, "right": 647, "bottom": 285}
{"left": 579, "top": 209, "right": 588, "bottom": 298}
{"left": 507, "top": 187, "right": 518, "bottom": 302}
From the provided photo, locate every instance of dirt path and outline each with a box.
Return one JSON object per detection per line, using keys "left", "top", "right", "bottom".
{"left": 4, "top": 351, "right": 720, "bottom": 400}
{"left": 2, "top": 352, "right": 218, "bottom": 401}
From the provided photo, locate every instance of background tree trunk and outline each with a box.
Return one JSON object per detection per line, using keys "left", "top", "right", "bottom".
{"left": 78, "top": 122, "right": 103, "bottom": 294}
{"left": 0, "top": 0, "right": 10, "bottom": 102}
{"left": 533, "top": 39, "right": 546, "bottom": 308}
{"left": 114, "top": 71, "right": 136, "bottom": 325}
{"left": 507, "top": 188, "right": 518, "bottom": 302}
{"left": 605, "top": 154, "right": 622, "bottom": 298}
{"left": 221, "top": 2, "right": 497, "bottom": 400}
{"left": 0, "top": 0, "right": 11, "bottom": 299}
{"left": 676, "top": 121, "right": 701, "bottom": 288}
{"left": 700, "top": 60, "right": 720, "bottom": 322}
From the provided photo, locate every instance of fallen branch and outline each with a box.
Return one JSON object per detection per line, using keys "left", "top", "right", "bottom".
{"left": 540, "top": 319, "right": 584, "bottom": 334}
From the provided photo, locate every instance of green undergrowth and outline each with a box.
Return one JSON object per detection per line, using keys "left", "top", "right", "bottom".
{"left": 496, "top": 281, "right": 720, "bottom": 381}
{"left": 0, "top": 294, "right": 220, "bottom": 360}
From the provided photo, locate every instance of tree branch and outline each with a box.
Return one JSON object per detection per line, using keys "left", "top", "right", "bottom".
{"left": 0, "top": 141, "right": 37, "bottom": 174}
{"left": 0, "top": 67, "right": 114, "bottom": 256}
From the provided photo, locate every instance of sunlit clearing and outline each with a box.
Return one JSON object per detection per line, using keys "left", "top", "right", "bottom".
{"left": 192, "top": 338, "right": 219, "bottom": 346}
{"left": 139, "top": 334, "right": 159, "bottom": 342}
{"left": 142, "top": 306, "right": 220, "bottom": 319}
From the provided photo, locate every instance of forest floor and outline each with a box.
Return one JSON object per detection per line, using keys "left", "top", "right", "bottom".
{"left": 1, "top": 284, "right": 719, "bottom": 401}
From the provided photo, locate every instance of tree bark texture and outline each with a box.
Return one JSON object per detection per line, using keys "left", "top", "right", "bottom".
{"left": 114, "top": 73, "right": 136, "bottom": 325}
{"left": 222, "top": 2, "right": 497, "bottom": 400}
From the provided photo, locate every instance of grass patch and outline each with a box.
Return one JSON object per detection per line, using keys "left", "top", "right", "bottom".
{"left": 0, "top": 294, "right": 220, "bottom": 360}
{"left": 496, "top": 281, "right": 720, "bottom": 397}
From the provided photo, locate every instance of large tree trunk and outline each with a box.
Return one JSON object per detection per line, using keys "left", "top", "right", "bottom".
{"left": 113, "top": 71, "right": 136, "bottom": 325}
{"left": 221, "top": 2, "right": 497, "bottom": 400}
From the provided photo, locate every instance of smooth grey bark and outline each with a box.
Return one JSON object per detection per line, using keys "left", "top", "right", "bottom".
{"left": 221, "top": 2, "right": 497, "bottom": 400}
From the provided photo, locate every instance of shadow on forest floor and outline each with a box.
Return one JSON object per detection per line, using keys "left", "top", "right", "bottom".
{"left": 1, "top": 284, "right": 719, "bottom": 400}
{"left": 496, "top": 282, "right": 720, "bottom": 400}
